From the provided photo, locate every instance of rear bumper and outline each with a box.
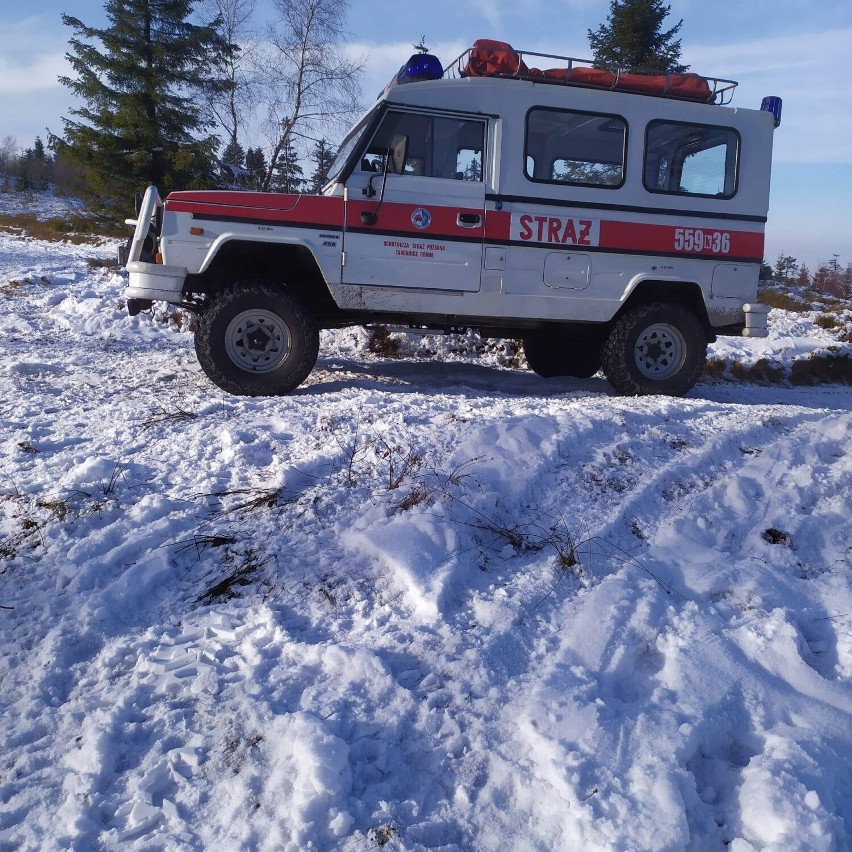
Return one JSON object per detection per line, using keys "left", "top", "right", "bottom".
{"left": 124, "top": 260, "right": 187, "bottom": 304}
{"left": 741, "top": 303, "right": 771, "bottom": 338}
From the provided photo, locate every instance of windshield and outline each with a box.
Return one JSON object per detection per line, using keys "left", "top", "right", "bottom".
{"left": 325, "top": 106, "right": 381, "bottom": 184}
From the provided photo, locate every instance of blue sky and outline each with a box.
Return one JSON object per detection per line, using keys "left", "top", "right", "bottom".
{"left": 1, "top": 0, "right": 850, "bottom": 270}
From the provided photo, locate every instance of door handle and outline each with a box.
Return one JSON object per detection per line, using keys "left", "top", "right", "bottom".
{"left": 457, "top": 213, "right": 482, "bottom": 228}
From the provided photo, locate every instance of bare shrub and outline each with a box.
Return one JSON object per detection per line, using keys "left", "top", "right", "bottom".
{"left": 86, "top": 256, "right": 120, "bottom": 269}
{"left": 140, "top": 405, "right": 198, "bottom": 430}
{"left": 391, "top": 482, "right": 431, "bottom": 512}
{"left": 367, "top": 326, "right": 402, "bottom": 358}
{"left": 376, "top": 438, "right": 422, "bottom": 490}
{"left": 196, "top": 548, "right": 272, "bottom": 605}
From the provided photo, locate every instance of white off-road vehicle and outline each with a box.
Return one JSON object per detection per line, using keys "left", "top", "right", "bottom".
{"left": 122, "top": 40, "right": 781, "bottom": 397}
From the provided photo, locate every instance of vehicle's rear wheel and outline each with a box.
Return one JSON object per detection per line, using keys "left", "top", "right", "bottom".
{"left": 523, "top": 329, "right": 604, "bottom": 378}
{"left": 602, "top": 302, "right": 707, "bottom": 396}
{"left": 195, "top": 282, "right": 319, "bottom": 395}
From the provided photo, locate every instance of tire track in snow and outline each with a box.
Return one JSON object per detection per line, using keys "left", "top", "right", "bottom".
{"left": 411, "top": 399, "right": 851, "bottom": 849}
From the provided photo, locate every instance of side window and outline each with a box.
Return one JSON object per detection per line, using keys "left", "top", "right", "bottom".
{"left": 644, "top": 121, "right": 739, "bottom": 198}
{"left": 362, "top": 112, "right": 485, "bottom": 181}
{"left": 525, "top": 108, "right": 626, "bottom": 188}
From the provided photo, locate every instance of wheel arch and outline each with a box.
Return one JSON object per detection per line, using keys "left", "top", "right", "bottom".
{"left": 617, "top": 277, "right": 712, "bottom": 335}
{"left": 186, "top": 238, "right": 340, "bottom": 318}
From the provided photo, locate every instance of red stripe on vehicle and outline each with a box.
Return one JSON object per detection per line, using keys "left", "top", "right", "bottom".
{"left": 165, "top": 193, "right": 765, "bottom": 261}
{"left": 166, "top": 193, "right": 344, "bottom": 227}
{"left": 345, "top": 201, "right": 484, "bottom": 237}
{"left": 510, "top": 211, "right": 763, "bottom": 260}
{"left": 599, "top": 220, "right": 764, "bottom": 261}
{"left": 485, "top": 210, "right": 511, "bottom": 241}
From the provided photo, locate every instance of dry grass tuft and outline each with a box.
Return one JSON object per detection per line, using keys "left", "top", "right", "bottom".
{"left": 705, "top": 352, "right": 852, "bottom": 386}
{"left": 757, "top": 288, "right": 810, "bottom": 312}
{"left": 86, "top": 256, "right": 120, "bottom": 269}
{"left": 392, "top": 482, "right": 431, "bottom": 511}
{"left": 730, "top": 359, "right": 786, "bottom": 384}
{"left": 0, "top": 211, "right": 122, "bottom": 243}
{"left": 791, "top": 353, "right": 852, "bottom": 385}
{"left": 196, "top": 549, "right": 271, "bottom": 605}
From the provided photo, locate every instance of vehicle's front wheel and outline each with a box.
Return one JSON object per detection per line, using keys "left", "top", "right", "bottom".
{"left": 602, "top": 302, "right": 707, "bottom": 396}
{"left": 195, "top": 283, "right": 319, "bottom": 395}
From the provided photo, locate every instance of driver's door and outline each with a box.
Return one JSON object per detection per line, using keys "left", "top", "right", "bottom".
{"left": 343, "top": 110, "right": 486, "bottom": 293}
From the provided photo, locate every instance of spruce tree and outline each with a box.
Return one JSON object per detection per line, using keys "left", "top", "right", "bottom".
{"left": 588, "top": 0, "right": 687, "bottom": 74}
{"left": 270, "top": 141, "right": 305, "bottom": 194}
{"left": 17, "top": 137, "right": 51, "bottom": 191}
{"left": 222, "top": 139, "right": 246, "bottom": 168}
{"left": 308, "top": 138, "right": 336, "bottom": 194}
{"left": 58, "top": 0, "right": 229, "bottom": 216}
{"left": 774, "top": 253, "right": 798, "bottom": 281}
{"left": 245, "top": 147, "right": 267, "bottom": 190}
{"left": 216, "top": 139, "right": 248, "bottom": 188}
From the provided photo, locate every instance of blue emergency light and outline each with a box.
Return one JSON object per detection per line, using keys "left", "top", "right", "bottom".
{"left": 396, "top": 53, "right": 443, "bottom": 84}
{"left": 760, "top": 96, "right": 783, "bottom": 127}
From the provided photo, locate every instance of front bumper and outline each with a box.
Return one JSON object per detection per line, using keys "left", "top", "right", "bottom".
{"left": 124, "top": 260, "right": 188, "bottom": 310}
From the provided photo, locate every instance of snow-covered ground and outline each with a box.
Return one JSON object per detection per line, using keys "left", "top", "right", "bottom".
{"left": 1, "top": 199, "right": 850, "bottom": 850}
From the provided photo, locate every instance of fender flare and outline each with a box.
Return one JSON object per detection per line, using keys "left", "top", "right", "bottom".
{"left": 617, "top": 273, "right": 710, "bottom": 325}
{"left": 197, "top": 230, "right": 329, "bottom": 278}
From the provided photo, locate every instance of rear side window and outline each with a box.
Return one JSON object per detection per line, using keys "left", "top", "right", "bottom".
{"left": 525, "top": 108, "right": 626, "bottom": 188}
{"left": 644, "top": 121, "right": 739, "bottom": 198}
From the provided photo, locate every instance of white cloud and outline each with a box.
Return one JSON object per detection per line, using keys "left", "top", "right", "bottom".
{"left": 0, "top": 17, "right": 76, "bottom": 142}
{"left": 685, "top": 28, "right": 852, "bottom": 164}
{"left": 0, "top": 52, "right": 70, "bottom": 95}
{"left": 0, "top": 15, "right": 72, "bottom": 105}
{"left": 684, "top": 27, "right": 851, "bottom": 78}
{"left": 464, "top": 0, "right": 498, "bottom": 31}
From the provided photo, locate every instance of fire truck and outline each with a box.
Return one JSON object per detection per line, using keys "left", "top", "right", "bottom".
{"left": 122, "top": 40, "right": 781, "bottom": 397}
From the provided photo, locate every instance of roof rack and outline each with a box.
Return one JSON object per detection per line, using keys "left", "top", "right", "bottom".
{"left": 444, "top": 42, "right": 738, "bottom": 105}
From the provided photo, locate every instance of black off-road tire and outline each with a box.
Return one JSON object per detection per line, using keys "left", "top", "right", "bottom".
{"left": 195, "top": 282, "right": 319, "bottom": 396}
{"left": 602, "top": 302, "right": 707, "bottom": 397}
{"left": 523, "top": 329, "right": 604, "bottom": 379}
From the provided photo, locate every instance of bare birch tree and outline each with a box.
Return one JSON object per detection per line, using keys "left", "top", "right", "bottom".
{"left": 0, "top": 136, "right": 18, "bottom": 188}
{"left": 255, "top": 0, "right": 362, "bottom": 191}
{"left": 200, "top": 0, "right": 259, "bottom": 165}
